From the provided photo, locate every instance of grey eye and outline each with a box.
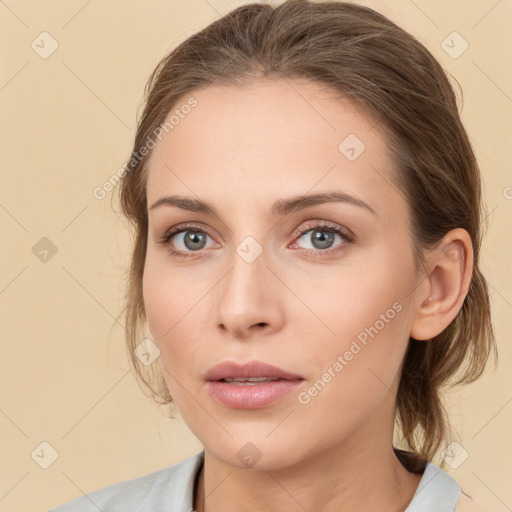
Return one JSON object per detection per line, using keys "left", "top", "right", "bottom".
{"left": 174, "top": 230, "right": 210, "bottom": 251}
{"left": 297, "top": 229, "right": 342, "bottom": 250}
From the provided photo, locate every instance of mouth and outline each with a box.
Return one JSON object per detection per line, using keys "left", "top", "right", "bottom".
{"left": 217, "top": 377, "right": 283, "bottom": 385}
{"left": 205, "top": 360, "right": 305, "bottom": 409}
{"left": 204, "top": 360, "right": 305, "bottom": 382}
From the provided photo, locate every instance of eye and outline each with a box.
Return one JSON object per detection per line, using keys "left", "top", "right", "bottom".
{"left": 292, "top": 221, "right": 354, "bottom": 256}
{"left": 157, "top": 220, "right": 355, "bottom": 259}
{"left": 158, "top": 222, "right": 217, "bottom": 258}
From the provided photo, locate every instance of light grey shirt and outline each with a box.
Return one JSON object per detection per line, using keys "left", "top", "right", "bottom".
{"left": 48, "top": 451, "right": 461, "bottom": 511}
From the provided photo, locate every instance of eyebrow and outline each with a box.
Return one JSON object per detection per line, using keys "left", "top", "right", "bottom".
{"left": 148, "top": 191, "right": 377, "bottom": 217}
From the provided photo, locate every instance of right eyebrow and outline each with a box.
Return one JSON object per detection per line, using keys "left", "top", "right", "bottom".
{"left": 149, "top": 196, "right": 216, "bottom": 215}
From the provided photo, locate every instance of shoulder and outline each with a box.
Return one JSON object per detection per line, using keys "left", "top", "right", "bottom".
{"left": 403, "top": 462, "right": 460, "bottom": 512}
{"left": 47, "top": 451, "right": 204, "bottom": 512}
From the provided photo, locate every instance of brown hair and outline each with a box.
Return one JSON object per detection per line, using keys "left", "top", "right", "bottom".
{"left": 116, "top": 0, "right": 497, "bottom": 472}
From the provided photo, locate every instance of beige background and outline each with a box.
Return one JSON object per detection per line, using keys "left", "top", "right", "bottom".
{"left": 0, "top": 0, "right": 510, "bottom": 510}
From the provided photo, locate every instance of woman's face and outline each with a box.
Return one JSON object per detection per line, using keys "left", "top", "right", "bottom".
{"left": 143, "top": 78, "right": 425, "bottom": 470}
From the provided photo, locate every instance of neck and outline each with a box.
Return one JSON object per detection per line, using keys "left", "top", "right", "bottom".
{"left": 194, "top": 440, "right": 422, "bottom": 512}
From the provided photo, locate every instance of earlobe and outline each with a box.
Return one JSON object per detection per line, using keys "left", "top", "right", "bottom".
{"left": 410, "top": 228, "right": 473, "bottom": 341}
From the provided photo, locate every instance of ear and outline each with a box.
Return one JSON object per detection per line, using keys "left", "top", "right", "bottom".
{"left": 410, "top": 228, "right": 474, "bottom": 341}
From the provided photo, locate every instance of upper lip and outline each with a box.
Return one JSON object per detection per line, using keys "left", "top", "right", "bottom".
{"left": 205, "top": 360, "right": 304, "bottom": 381}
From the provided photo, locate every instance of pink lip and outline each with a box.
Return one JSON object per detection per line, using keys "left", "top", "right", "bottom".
{"left": 204, "top": 360, "right": 304, "bottom": 381}
{"left": 205, "top": 360, "right": 305, "bottom": 409}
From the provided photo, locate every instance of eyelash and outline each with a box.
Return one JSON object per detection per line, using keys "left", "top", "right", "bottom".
{"left": 157, "top": 221, "right": 355, "bottom": 259}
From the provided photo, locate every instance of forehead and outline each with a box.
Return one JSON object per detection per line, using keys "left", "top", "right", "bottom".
{"left": 145, "top": 78, "right": 403, "bottom": 219}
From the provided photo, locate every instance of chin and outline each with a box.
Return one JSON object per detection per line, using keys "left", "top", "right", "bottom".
{"left": 202, "top": 431, "right": 309, "bottom": 472}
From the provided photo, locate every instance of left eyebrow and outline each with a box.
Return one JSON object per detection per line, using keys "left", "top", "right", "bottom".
{"left": 271, "top": 191, "right": 377, "bottom": 217}
{"left": 148, "top": 191, "right": 377, "bottom": 217}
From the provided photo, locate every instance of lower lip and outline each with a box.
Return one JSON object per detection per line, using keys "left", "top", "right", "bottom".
{"left": 206, "top": 379, "right": 305, "bottom": 409}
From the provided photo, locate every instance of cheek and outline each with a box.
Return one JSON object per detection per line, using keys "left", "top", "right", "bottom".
{"left": 296, "top": 285, "right": 410, "bottom": 436}
{"left": 143, "top": 254, "right": 204, "bottom": 339}
{"left": 142, "top": 264, "right": 196, "bottom": 410}
{"left": 142, "top": 263, "right": 169, "bottom": 341}
{"left": 290, "top": 254, "right": 413, "bottom": 391}
{"left": 289, "top": 260, "right": 407, "bottom": 343}
{"left": 142, "top": 257, "right": 210, "bottom": 380}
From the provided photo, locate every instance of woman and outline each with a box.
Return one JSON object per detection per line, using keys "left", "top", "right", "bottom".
{"left": 49, "top": 0, "right": 496, "bottom": 510}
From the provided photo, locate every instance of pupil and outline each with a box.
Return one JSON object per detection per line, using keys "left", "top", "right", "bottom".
{"left": 185, "top": 231, "right": 206, "bottom": 250}
{"left": 313, "top": 230, "right": 333, "bottom": 249}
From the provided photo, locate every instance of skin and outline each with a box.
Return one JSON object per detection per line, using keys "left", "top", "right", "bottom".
{"left": 143, "top": 78, "right": 473, "bottom": 512}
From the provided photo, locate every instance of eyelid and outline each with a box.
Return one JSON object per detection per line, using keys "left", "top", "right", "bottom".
{"left": 158, "top": 221, "right": 215, "bottom": 244}
{"left": 293, "top": 220, "right": 354, "bottom": 241}
{"left": 158, "top": 220, "right": 355, "bottom": 256}
{"left": 290, "top": 221, "right": 355, "bottom": 254}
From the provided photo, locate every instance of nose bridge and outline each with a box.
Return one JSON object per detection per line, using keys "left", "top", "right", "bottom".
{"left": 221, "top": 235, "right": 269, "bottom": 313}
{"left": 215, "top": 234, "right": 282, "bottom": 336}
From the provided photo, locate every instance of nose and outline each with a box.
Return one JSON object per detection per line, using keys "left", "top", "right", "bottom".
{"left": 215, "top": 243, "right": 285, "bottom": 340}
